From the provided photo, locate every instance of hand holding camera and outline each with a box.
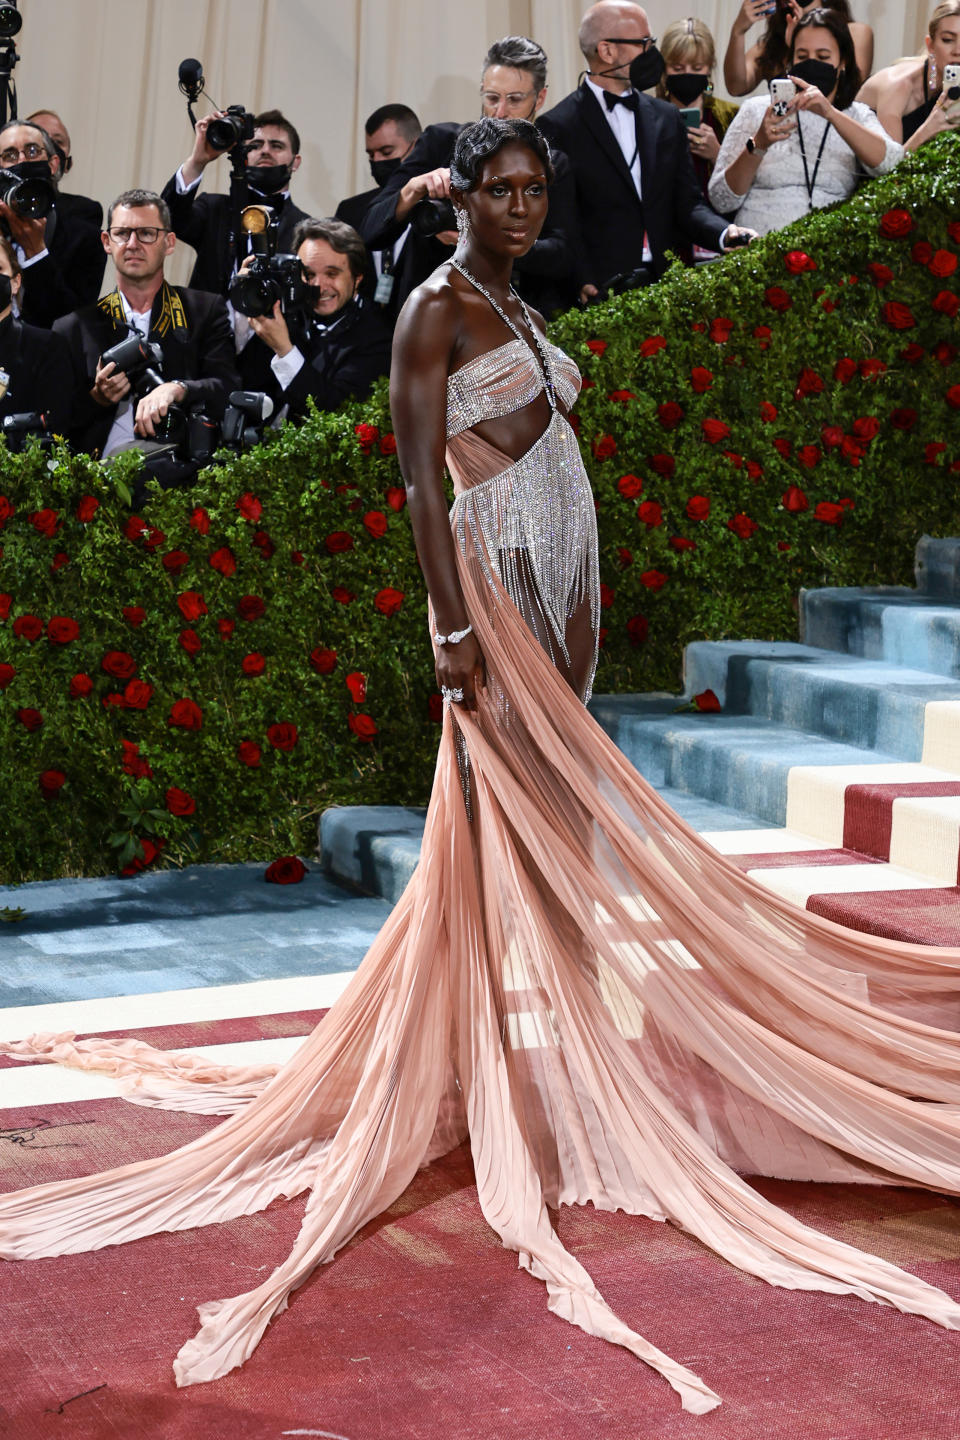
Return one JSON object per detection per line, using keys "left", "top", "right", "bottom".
{"left": 0, "top": 198, "right": 47, "bottom": 257}
{"left": 182, "top": 110, "right": 232, "bottom": 185}
{"left": 396, "top": 165, "right": 456, "bottom": 238}
{"left": 91, "top": 356, "right": 132, "bottom": 407}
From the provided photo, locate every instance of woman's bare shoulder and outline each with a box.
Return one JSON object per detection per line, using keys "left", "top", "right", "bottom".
{"left": 393, "top": 266, "right": 463, "bottom": 354}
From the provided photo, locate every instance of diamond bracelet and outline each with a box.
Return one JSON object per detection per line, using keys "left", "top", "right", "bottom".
{"left": 433, "top": 623, "right": 473, "bottom": 646}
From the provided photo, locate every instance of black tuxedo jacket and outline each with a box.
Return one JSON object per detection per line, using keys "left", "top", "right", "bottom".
{"left": 160, "top": 173, "right": 310, "bottom": 296}
{"left": 538, "top": 85, "right": 727, "bottom": 289}
{"left": 239, "top": 298, "right": 391, "bottom": 421}
{"left": 360, "top": 121, "right": 578, "bottom": 316}
{"left": 0, "top": 313, "right": 74, "bottom": 434}
{"left": 52, "top": 284, "right": 239, "bottom": 455}
{"left": 18, "top": 190, "right": 107, "bottom": 330}
{"left": 335, "top": 184, "right": 420, "bottom": 328}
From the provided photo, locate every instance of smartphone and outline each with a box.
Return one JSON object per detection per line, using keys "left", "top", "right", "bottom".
{"left": 680, "top": 107, "right": 701, "bottom": 129}
{"left": 944, "top": 62, "right": 960, "bottom": 101}
{"left": 770, "top": 78, "right": 796, "bottom": 116}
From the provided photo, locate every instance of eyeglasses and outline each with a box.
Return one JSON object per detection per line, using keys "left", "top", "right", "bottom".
{"left": 0, "top": 142, "right": 46, "bottom": 165}
{"left": 602, "top": 35, "right": 658, "bottom": 50}
{"left": 108, "top": 226, "right": 167, "bottom": 245}
{"left": 480, "top": 89, "right": 537, "bottom": 108}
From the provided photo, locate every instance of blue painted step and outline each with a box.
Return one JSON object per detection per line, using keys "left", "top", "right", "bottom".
{"left": 801, "top": 587, "right": 960, "bottom": 678}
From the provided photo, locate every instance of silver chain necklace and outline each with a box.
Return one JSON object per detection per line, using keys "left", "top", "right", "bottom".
{"left": 451, "top": 257, "right": 556, "bottom": 411}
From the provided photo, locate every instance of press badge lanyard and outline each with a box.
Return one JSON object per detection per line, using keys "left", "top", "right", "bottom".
{"left": 374, "top": 245, "right": 395, "bottom": 305}
{"left": 796, "top": 113, "right": 830, "bottom": 210}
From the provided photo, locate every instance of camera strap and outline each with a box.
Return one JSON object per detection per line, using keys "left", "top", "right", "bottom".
{"left": 796, "top": 113, "right": 830, "bottom": 211}
{"left": 98, "top": 283, "right": 189, "bottom": 338}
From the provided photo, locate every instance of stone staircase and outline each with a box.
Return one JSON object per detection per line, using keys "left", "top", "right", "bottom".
{"left": 320, "top": 536, "right": 960, "bottom": 945}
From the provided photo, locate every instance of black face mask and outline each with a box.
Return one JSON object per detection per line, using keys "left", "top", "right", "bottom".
{"left": 369, "top": 156, "right": 403, "bottom": 187}
{"left": 246, "top": 163, "right": 292, "bottom": 196}
{"left": 789, "top": 58, "right": 839, "bottom": 94}
{"left": 628, "top": 45, "right": 665, "bottom": 93}
{"left": 8, "top": 158, "right": 52, "bottom": 184}
{"left": 0, "top": 273, "right": 11, "bottom": 310}
{"left": 665, "top": 72, "right": 710, "bottom": 104}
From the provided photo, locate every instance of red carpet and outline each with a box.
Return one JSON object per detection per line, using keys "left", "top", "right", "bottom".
{"left": 3, "top": 1094, "right": 960, "bottom": 1440}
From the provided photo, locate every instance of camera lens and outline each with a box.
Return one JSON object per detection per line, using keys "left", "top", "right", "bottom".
{"left": 6, "top": 177, "right": 53, "bottom": 219}
{"left": 207, "top": 113, "right": 243, "bottom": 152}
{"left": 228, "top": 272, "right": 279, "bottom": 318}
{"left": 409, "top": 198, "right": 457, "bottom": 239}
{"left": 0, "top": 3, "right": 22, "bottom": 38}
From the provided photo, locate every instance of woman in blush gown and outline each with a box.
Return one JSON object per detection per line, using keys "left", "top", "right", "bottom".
{"left": 4, "top": 118, "right": 960, "bottom": 1415}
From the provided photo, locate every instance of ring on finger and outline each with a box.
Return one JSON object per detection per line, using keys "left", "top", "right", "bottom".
{"left": 441, "top": 685, "right": 465, "bottom": 705}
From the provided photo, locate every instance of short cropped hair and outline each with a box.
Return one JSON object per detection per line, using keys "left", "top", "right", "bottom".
{"left": 481, "top": 36, "right": 548, "bottom": 93}
{"left": 0, "top": 119, "right": 56, "bottom": 161}
{"left": 292, "top": 217, "right": 367, "bottom": 280}
{"left": 106, "top": 188, "right": 172, "bottom": 231}
{"left": 254, "top": 109, "right": 300, "bottom": 156}
{"left": 364, "top": 103, "right": 422, "bottom": 143}
{"left": 449, "top": 117, "right": 555, "bottom": 192}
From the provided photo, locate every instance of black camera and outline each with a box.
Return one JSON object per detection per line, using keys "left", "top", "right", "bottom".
{"left": 229, "top": 251, "right": 306, "bottom": 318}
{"left": 2, "top": 410, "right": 53, "bottom": 452}
{"left": 207, "top": 103, "right": 255, "bottom": 154}
{"left": 409, "top": 196, "right": 457, "bottom": 238}
{"left": 221, "top": 390, "right": 274, "bottom": 449}
{"left": 100, "top": 334, "right": 165, "bottom": 395}
{"left": 0, "top": 165, "right": 53, "bottom": 218}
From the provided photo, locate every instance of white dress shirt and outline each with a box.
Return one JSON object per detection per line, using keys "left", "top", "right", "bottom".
{"left": 102, "top": 294, "right": 152, "bottom": 458}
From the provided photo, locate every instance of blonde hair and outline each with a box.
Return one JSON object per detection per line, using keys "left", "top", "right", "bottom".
{"left": 930, "top": 0, "right": 960, "bottom": 38}
{"left": 656, "top": 17, "right": 715, "bottom": 99}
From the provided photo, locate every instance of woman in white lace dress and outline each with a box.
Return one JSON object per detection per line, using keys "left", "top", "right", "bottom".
{"left": 709, "top": 8, "right": 901, "bottom": 236}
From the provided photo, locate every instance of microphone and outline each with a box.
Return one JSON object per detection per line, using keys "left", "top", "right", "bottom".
{"left": 178, "top": 57, "right": 204, "bottom": 101}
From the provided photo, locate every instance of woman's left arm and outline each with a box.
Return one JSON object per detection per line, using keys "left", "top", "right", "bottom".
{"left": 789, "top": 79, "right": 900, "bottom": 171}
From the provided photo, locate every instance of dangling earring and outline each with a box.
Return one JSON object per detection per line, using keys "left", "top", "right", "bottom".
{"left": 929, "top": 56, "right": 938, "bottom": 91}
{"left": 456, "top": 208, "right": 470, "bottom": 238}
{"left": 706, "top": 77, "right": 714, "bottom": 94}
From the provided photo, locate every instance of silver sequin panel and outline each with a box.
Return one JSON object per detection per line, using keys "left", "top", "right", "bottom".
{"left": 450, "top": 410, "right": 600, "bottom": 702}
{"left": 447, "top": 338, "right": 581, "bottom": 440}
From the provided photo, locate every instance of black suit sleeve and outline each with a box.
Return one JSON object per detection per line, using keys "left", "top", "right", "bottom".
{"left": 360, "top": 125, "right": 456, "bottom": 251}
{"left": 176, "top": 295, "right": 238, "bottom": 418}
{"left": 51, "top": 309, "right": 110, "bottom": 449}
{"left": 281, "top": 315, "right": 391, "bottom": 419}
{"left": 666, "top": 109, "right": 728, "bottom": 252}
{"left": 160, "top": 171, "right": 218, "bottom": 253}
{"left": 19, "top": 226, "right": 107, "bottom": 330}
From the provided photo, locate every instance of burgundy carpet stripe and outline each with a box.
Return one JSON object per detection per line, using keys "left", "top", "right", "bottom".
{"left": 842, "top": 781, "right": 960, "bottom": 861}
{"left": 807, "top": 886, "right": 960, "bottom": 946}
{"left": 727, "top": 848, "right": 883, "bottom": 872}
{"left": 0, "top": 1008, "right": 328, "bottom": 1070}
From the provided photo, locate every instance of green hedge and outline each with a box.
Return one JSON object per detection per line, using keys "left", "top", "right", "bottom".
{"left": 2, "top": 136, "right": 959, "bottom": 883}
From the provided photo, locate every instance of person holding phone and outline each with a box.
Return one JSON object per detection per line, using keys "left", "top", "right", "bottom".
{"left": 724, "top": 0, "right": 874, "bottom": 98}
{"left": 709, "top": 8, "right": 900, "bottom": 236}
{"left": 858, "top": 1, "right": 960, "bottom": 152}
{"left": 656, "top": 19, "right": 738, "bottom": 194}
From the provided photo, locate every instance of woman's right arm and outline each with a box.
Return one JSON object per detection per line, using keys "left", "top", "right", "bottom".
{"left": 390, "top": 283, "right": 486, "bottom": 711}
{"left": 724, "top": 0, "right": 774, "bottom": 96}
{"left": 708, "top": 100, "right": 781, "bottom": 214}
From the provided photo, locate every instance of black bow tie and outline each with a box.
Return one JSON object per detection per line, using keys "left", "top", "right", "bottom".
{"left": 604, "top": 89, "right": 639, "bottom": 112}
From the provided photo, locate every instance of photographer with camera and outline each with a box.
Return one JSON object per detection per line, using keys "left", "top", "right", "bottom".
{"left": 0, "top": 119, "right": 106, "bottom": 329}
{"left": 0, "top": 234, "right": 72, "bottom": 442}
{"left": 161, "top": 109, "right": 309, "bottom": 322}
{"left": 360, "top": 37, "right": 578, "bottom": 317}
{"left": 238, "top": 218, "right": 390, "bottom": 422}
{"left": 53, "top": 189, "right": 238, "bottom": 467}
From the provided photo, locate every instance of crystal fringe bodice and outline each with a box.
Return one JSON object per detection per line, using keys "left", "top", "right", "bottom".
{"left": 446, "top": 337, "right": 580, "bottom": 439}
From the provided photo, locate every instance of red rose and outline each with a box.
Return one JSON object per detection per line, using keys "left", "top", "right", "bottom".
{"left": 657, "top": 402, "right": 684, "bottom": 429}
{"left": 69, "top": 673, "right": 93, "bottom": 698}
{"left": 0, "top": 661, "right": 14, "bottom": 688}
{"left": 890, "top": 407, "right": 917, "bottom": 430}
{"left": 179, "top": 628, "right": 202, "bottom": 656}
{"left": 723, "top": 451, "right": 743, "bottom": 469}
{"left": 926, "top": 442, "right": 947, "bottom": 464}
{"left": 694, "top": 689, "right": 721, "bottom": 712}
{"left": 947, "top": 385, "right": 960, "bottom": 410}
{"left": 727, "top": 513, "right": 758, "bottom": 540}
{"left": 355, "top": 422, "right": 379, "bottom": 450}
{"left": 617, "top": 473, "right": 643, "bottom": 498}
{"left": 691, "top": 321, "right": 706, "bottom": 333}
{"left": 821, "top": 425, "right": 844, "bottom": 449}
{"left": 627, "top": 614, "right": 648, "bottom": 646}
{"left": 608, "top": 389, "right": 636, "bottom": 403}
{"left": 265, "top": 856, "right": 307, "bottom": 884}
{"left": 217, "top": 618, "right": 235, "bottom": 639}
{"left": 47, "top": 615, "right": 79, "bottom": 644}
{"left": 363, "top": 510, "right": 388, "bottom": 539}
{"left": 39, "top": 769, "right": 66, "bottom": 798}
{"left": 209, "top": 546, "right": 237, "bottom": 576}
{"left": 933, "top": 290, "right": 960, "bottom": 318}
{"left": 753, "top": 325, "right": 772, "bottom": 348}
{"left": 814, "top": 502, "right": 845, "bottom": 525}
{"left": 949, "top": 222, "right": 960, "bottom": 244}
{"left": 912, "top": 239, "right": 934, "bottom": 264}
{"left": 291, "top": 550, "right": 304, "bottom": 565}
{"left": 794, "top": 367, "right": 825, "bottom": 400}
{"left": 686, "top": 495, "right": 711, "bottom": 521}
{"left": 649, "top": 453, "right": 675, "bottom": 478}
{"left": 701, "top": 418, "right": 730, "bottom": 444}
{"left": 0, "top": 593, "right": 10, "bottom": 620}
{"left": 879, "top": 209, "right": 913, "bottom": 238}
{"left": 851, "top": 416, "right": 880, "bottom": 441}
{"left": 253, "top": 527, "right": 275, "bottom": 555}
{"left": 50, "top": 551, "right": 69, "bottom": 573}
{"left": 669, "top": 536, "right": 697, "bottom": 553}
{"left": 345, "top": 671, "right": 367, "bottom": 702}
{"left": 29, "top": 507, "right": 60, "bottom": 537}
{"left": 101, "top": 650, "right": 136, "bottom": 680}
{"left": 599, "top": 583, "right": 615, "bottom": 609}
{"left": 123, "top": 606, "right": 146, "bottom": 627}
{"left": 121, "top": 739, "right": 153, "bottom": 779}
{"left": 13, "top": 614, "right": 43, "bottom": 642}
{"left": 161, "top": 550, "right": 190, "bottom": 574}
{"left": 586, "top": 338, "right": 608, "bottom": 355}
{"left": 778, "top": 541, "right": 792, "bottom": 553}
{"left": 17, "top": 707, "right": 43, "bottom": 731}
{"left": 759, "top": 401, "right": 778, "bottom": 423}
{"left": 882, "top": 301, "right": 916, "bottom": 330}
{"left": 237, "top": 594, "right": 266, "bottom": 620}
{"left": 143, "top": 528, "right": 165, "bottom": 553}
{"left": 267, "top": 722, "right": 298, "bottom": 751}
{"left": 242, "top": 652, "right": 266, "bottom": 676}
{"left": 782, "top": 485, "right": 809, "bottom": 513}
{"left": 428, "top": 693, "right": 444, "bottom": 723}
{"left": 331, "top": 586, "right": 355, "bottom": 605}
{"left": 640, "top": 569, "right": 667, "bottom": 591}
{"left": 930, "top": 249, "right": 958, "bottom": 278}
{"left": 169, "top": 698, "right": 203, "bottom": 730}
{"left": 773, "top": 437, "right": 792, "bottom": 458}
{"left": 177, "top": 591, "right": 208, "bottom": 622}
{"left": 236, "top": 492, "right": 263, "bottom": 521}
{"left": 841, "top": 436, "right": 865, "bottom": 466}
{"left": 190, "top": 506, "right": 211, "bottom": 534}
{"left": 690, "top": 366, "right": 713, "bottom": 393}
{"left": 121, "top": 836, "right": 165, "bottom": 877}
{"left": 592, "top": 434, "right": 617, "bottom": 460}
{"left": 901, "top": 342, "right": 925, "bottom": 364}
{"left": 784, "top": 250, "right": 816, "bottom": 275}
{"left": 764, "top": 286, "right": 792, "bottom": 312}
{"left": 746, "top": 460, "right": 764, "bottom": 480}
{"left": 934, "top": 342, "right": 958, "bottom": 366}
{"left": 639, "top": 335, "right": 667, "bottom": 357}
{"left": 859, "top": 358, "right": 887, "bottom": 381}
{"left": 796, "top": 445, "right": 821, "bottom": 469}
{"left": 636, "top": 500, "right": 662, "bottom": 528}
{"left": 325, "top": 531, "right": 354, "bottom": 554}
{"left": 76, "top": 495, "right": 99, "bottom": 522}
{"left": 374, "top": 587, "right": 404, "bottom": 616}
{"left": 0, "top": 495, "right": 14, "bottom": 528}
{"left": 237, "top": 740, "right": 261, "bottom": 767}
{"left": 123, "top": 679, "right": 153, "bottom": 710}
{"left": 165, "top": 786, "right": 196, "bottom": 816}
{"left": 866, "top": 262, "right": 893, "bottom": 287}
{"left": 616, "top": 546, "right": 633, "bottom": 567}
{"left": 380, "top": 433, "right": 397, "bottom": 456}
{"left": 347, "top": 713, "right": 378, "bottom": 741}
{"left": 709, "top": 317, "right": 734, "bottom": 342}
{"left": 310, "top": 647, "right": 337, "bottom": 674}
{"left": 123, "top": 515, "right": 148, "bottom": 542}
{"left": 385, "top": 486, "right": 406, "bottom": 511}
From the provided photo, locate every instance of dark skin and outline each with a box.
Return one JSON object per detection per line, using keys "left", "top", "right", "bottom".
{"left": 392, "top": 140, "right": 581, "bottom": 712}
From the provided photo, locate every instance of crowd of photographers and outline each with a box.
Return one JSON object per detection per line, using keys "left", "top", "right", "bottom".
{"left": 1, "top": 0, "right": 957, "bottom": 501}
